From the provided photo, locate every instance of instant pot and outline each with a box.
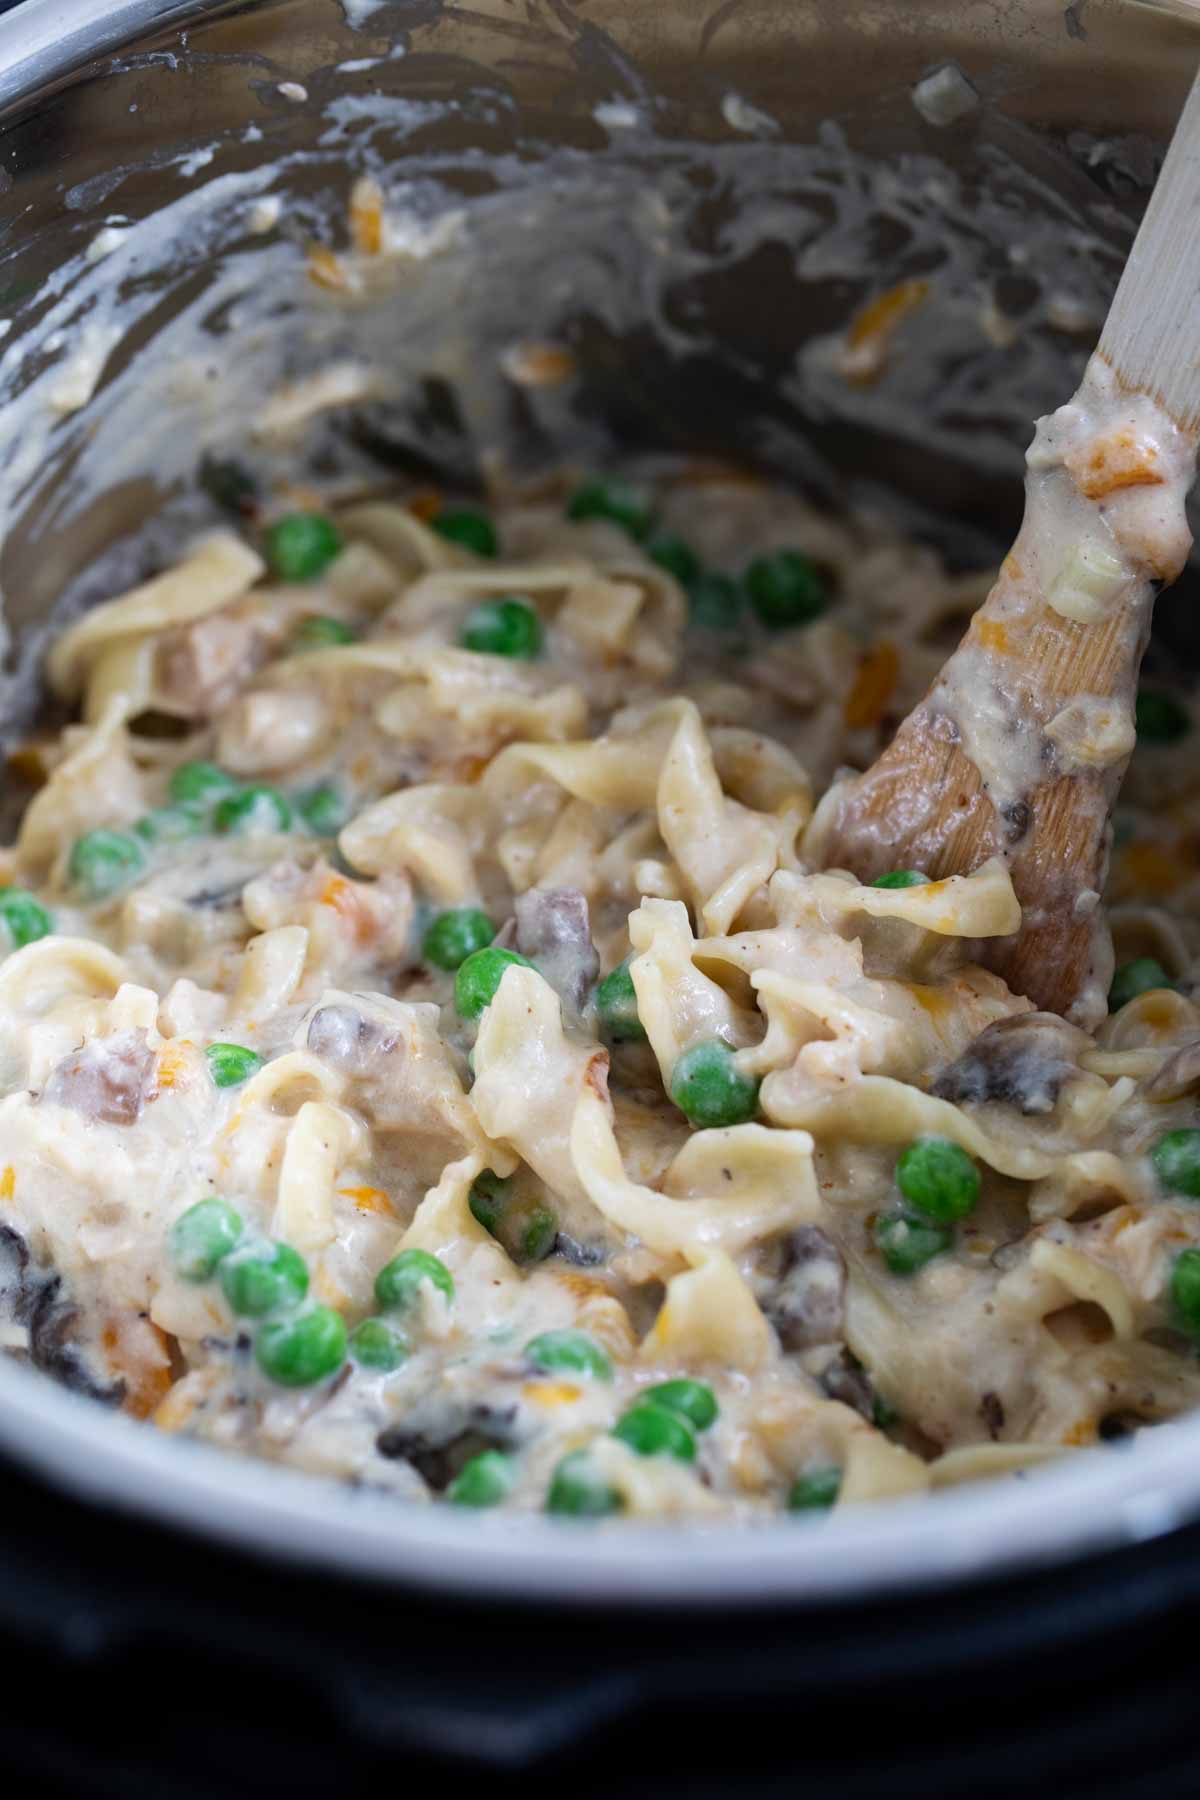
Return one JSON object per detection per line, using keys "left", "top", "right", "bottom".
{"left": 2, "top": 1, "right": 1200, "bottom": 1792}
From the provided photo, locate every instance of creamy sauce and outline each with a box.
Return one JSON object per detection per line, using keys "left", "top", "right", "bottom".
{"left": 0, "top": 447, "right": 1199, "bottom": 1521}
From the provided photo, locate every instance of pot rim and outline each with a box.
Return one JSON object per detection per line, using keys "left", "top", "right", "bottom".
{"left": 0, "top": 1353, "right": 1194, "bottom": 1606}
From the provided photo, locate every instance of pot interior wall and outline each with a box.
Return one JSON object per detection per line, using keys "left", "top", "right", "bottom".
{"left": 0, "top": 0, "right": 1196, "bottom": 693}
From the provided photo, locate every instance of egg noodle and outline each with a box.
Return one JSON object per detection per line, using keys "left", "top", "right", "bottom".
{"left": 2, "top": 457, "right": 1198, "bottom": 1521}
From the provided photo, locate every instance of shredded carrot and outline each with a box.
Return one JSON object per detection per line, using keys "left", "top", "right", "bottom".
{"left": 338, "top": 1184, "right": 396, "bottom": 1218}
{"left": 501, "top": 341, "right": 577, "bottom": 388}
{"left": 105, "top": 1321, "right": 173, "bottom": 1420}
{"left": 840, "top": 278, "right": 930, "bottom": 385}
{"left": 843, "top": 640, "right": 899, "bottom": 729}
{"left": 522, "top": 1380, "right": 583, "bottom": 1410}
{"left": 307, "top": 244, "right": 350, "bottom": 292}
{"left": 1061, "top": 1419, "right": 1097, "bottom": 1447}
{"left": 154, "top": 1041, "right": 193, "bottom": 1092}
{"left": 406, "top": 487, "right": 443, "bottom": 523}
{"left": 349, "top": 177, "right": 384, "bottom": 256}
{"left": 977, "top": 618, "right": 1009, "bottom": 654}
{"left": 1072, "top": 428, "right": 1164, "bottom": 500}
{"left": 6, "top": 741, "right": 54, "bottom": 788}
{"left": 1119, "top": 843, "right": 1185, "bottom": 897}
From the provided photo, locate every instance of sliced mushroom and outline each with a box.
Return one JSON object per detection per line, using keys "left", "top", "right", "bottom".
{"left": 768, "top": 1226, "right": 846, "bottom": 1351}
{"left": 1143, "top": 1036, "right": 1200, "bottom": 1102}
{"left": 514, "top": 886, "right": 600, "bottom": 1010}
{"left": 41, "top": 1030, "right": 157, "bottom": 1126}
{"left": 931, "top": 1011, "right": 1087, "bottom": 1116}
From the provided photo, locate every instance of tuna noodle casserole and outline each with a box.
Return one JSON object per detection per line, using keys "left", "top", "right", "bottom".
{"left": 1, "top": 448, "right": 1198, "bottom": 1522}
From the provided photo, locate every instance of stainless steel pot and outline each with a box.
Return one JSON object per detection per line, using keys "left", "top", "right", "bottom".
{"left": 1, "top": 0, "right": 1199, "bottom": 1606}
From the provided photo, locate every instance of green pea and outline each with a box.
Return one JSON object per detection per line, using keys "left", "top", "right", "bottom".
{"left": 264, "top": 513, "right": 343, "bottom": 582}
{"left": 255, "top": 1306, "right": 347, "bottom": 1386}
{"left": 291, "top": 615, "right": 356, "bottom": 652}
{"left": 641, "top": 1378, "right": 718, "bottom": 1431}
{"left": 213, "top": 785, "right": 293, "bottom": 836}
{"left": 134, "top": 804, "right": 205, "bottom": 846}
{"left": 1135, "top": 688, "right": 1190, "bottom": 744}
{"left": 670, "top": 1039, "right": 760, "bottom": 1127}
{"left": 468, "top": 1170, "right": 511, "bottom": 1235}
{"left": 220, "top": 1242, "right": 308, "bottom": 1317}
{"left": 745, "top": 549, "right": 827, "bottom": 629}
{"left": 895, "top": 1136, "right": 980, "bottom": 1222}
{"left": 206, "top": 1042, "right": 263, "bottom": 1089}
{"left": 1151, "top": 1129, "right": 1200, "bottom": 1199}
{"left": 169, "top": 1197, "right": 243, "bottom": 1282}
{"left": 199, "top": 453, "right": 256, "bottom": 514}
{"left": 296, "top": 784, "right": 347, "bottom": 836}
{"left": 348, "top": 1316, "right": 409, "bottom": 1372}
{"left": 375, "top": 1247, "right": 455, "bottom": 1312}
{"left": 447, "top": 1449, "right": 516, "bottom": 1508}
{"left": 613, "top": 1402, "right": 696, "bottom": 1462}
{"left": 688, "top": 571, "right": 743, "bottom": 633}
{"left": 788, "top": 1466, "right": 841, "bottom": 1511}
{"left": 522, "top": 1208, "right": 558, "bottom": 1263}
{"left": 431, "top": 508, "right": 498, "bottom": 558}
{"left": 566, "top": 477, "right": 654, "bottom": 541}
{"left": 1170, "top": 1248, "right": 1200, "bottom": 1337}
{"left": 525, "top": 1329, "right": 612, "bottom": 1381}
{"left": 423, "top": 907, "right": 495, "bottom": 971}
{"left": 454, "top": 946, "right": 534, "bottom": 1020}
{"left": 68, "top": 829, "right": 144, "bottom": 901}
{"left": 647, "top": 534, "right": 700, "bottom": 586}
{"left": 168, "top": 760, "right": 238, "bottom": 808}
{"left": 874, "top": 1211, "right": 954, "bottom": 1275}
{"left": 1109, "top": 957, "right": 1170, "bottom": 1013}
{"left": 872, "top": 869, "right": 929, "bottom": 890}
{"left": 873, "top": 1393, "right": 900, "bottom": 1432}
{"left": 546, "top": 1449, "right": 622, "bottom": 1517}
{"left": 595, "top": 958, "right": 645, "bottom": 1044}
{"left": 460, "top": 597, "right": 543, "bottom": 659}
{"left": 0, "top": 887, "right": 53, "bottom": 950}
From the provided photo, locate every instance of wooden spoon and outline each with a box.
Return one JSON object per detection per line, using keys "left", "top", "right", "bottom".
{"left": 815, "top": 68, "right": 1200, "bottom": 1028}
